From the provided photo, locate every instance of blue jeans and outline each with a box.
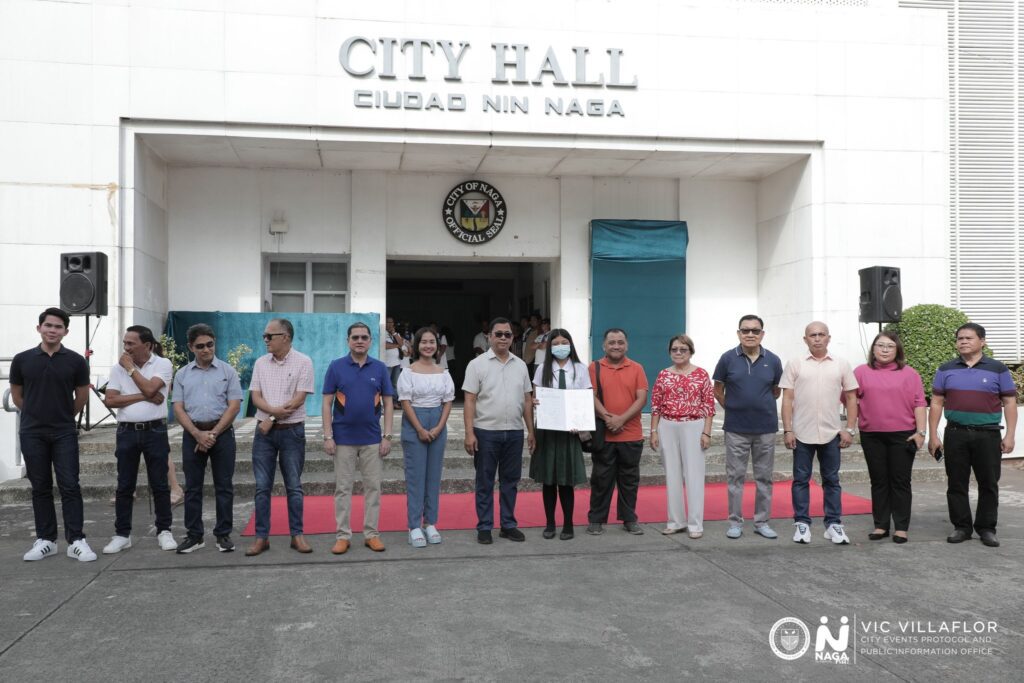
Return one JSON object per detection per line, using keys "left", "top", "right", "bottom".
{"left": 252, "top": 424, "right": 305, "bottom": 538}
{"left": 114, "top": 423, "right": 172, "bottom": 536}
{"left": 402, "top": 406, "right": 446, "bottom": 529}
{"left": 473, "top": 428, "right": 523, "bottom": 531}
{"left": 20, "top": 431, "right": 84, "bottom": 543}
{"left": 182, "top": 428, "right": 236, "bottom": 538}
{"left": 792, "top": 436, "right": 842, "bottom": 526}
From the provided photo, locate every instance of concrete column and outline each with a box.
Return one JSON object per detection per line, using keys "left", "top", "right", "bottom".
{"left": 556, "top": 177, "right": 595, "bottom": 362}
{"left": 350, "top": 171, "right": 388, "bottom": 354}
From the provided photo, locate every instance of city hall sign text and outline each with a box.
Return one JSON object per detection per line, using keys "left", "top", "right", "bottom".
{"left": 339, "top": 37, "right": 638, "bottom": 117}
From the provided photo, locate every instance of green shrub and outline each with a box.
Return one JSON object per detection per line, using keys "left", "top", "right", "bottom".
{"left": 1011, "top": 366, "right": 1024, "bottom": 405}
{"left": 884, "top": 304, "right": 970, "bottom": 398}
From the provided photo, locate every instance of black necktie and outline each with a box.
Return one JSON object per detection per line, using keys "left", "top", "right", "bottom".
{"left": 558, "top": 368, "right": 566, "bottom": 389}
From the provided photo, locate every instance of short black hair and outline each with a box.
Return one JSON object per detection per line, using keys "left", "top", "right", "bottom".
{"left": 956, "top": 322, "right": 986, "bottom": 339}
{"left": 187, "top": 323, "right": 215, "bottom": 344}
{"left": 489, "top": 317, "right": 512, "bottom": 332}
{"left": 738, "top": 314, "right": 764, "bottom": 329}
{"left": 603, "top": 328, "right": 627, "bottom": 340}
{"left": 126, "top": 325, "right": 163, "bottom": 357}
{"left": 347, "top": 322, "right": 371, "bottom": 338}
{"left": 39, "top": 307, "right": 70, "bottom": 327}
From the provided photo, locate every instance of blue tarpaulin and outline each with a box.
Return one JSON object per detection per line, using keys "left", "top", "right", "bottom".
{"left": 590, "top": 220, "right": 688, "bottom": 410}
{"left": 165, "top": 312, "right": 380, "bottom": 417}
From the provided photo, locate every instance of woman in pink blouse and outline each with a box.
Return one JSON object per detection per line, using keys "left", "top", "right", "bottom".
{"left": 853, "top": 332, "right": 927, "bottom": 544}
{"left": 650, "top": 334, "right": 716, "bottom": 539}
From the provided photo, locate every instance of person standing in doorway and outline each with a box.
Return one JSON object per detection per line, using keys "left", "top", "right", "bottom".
{"left": 384, "top": 316, "right": 405, "bottom": 409}
{"left": 463, "top": 317, "right": 536, "bottom": 544}
{"left": 245, "top": 318, "right": 315, "bottom": 556}
{"left": 587, "top": 328, "right": 649, "bottom": 536}
{"left": 10, "top": 307, "right": 95, "bottom": 562}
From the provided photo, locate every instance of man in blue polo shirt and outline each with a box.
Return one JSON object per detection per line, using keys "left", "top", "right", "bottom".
{"left": 322, "top": 322, "right": 395, "bottom": 554}
{"left": 712, "top": 314, "right": 783, "bottom": 540}
{"left": 10, "top": 307, "right": 95, "bottom": 562}
{"left": 929, "top": 322, "right": 1017, "bottom": 547}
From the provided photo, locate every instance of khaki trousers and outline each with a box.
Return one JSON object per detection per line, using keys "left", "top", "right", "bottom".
{"left": 334, "top": 444, "right": 382, "bottom": 539}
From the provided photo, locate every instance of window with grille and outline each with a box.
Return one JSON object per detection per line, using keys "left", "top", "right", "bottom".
{"left": 266, "top": 259, "right": 348, "bottom": 313}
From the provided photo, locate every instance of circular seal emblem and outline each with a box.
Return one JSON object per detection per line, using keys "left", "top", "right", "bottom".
{"left": 442, "top": 180, "right": 507, "bottom": 244}
{"left": 768, "top": 617, "right": 811, "bottom": 661}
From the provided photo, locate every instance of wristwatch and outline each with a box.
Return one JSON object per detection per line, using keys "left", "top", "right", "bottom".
{"left": 383, "top": 434, "right": 393, "bottom": 441}
{"left": 845, "top": 427, "right": 856, "bottom": 436}
{"left": 917, "top": 430, "right": 926, "bottom": 437}
{"left": 269, "top": 415, "right": 277, "bottom": 423}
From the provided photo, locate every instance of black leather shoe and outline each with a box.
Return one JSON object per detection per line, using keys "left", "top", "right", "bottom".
{"left": 477, "top": 530, "right": 493, "bottom": 545}
{"left": 892, "top": 534, "right": 908, "bottom": 544}
{"left": 499, "top": 527, "right": 526, "bottom": 542}
{"left": 560, "top": 527, "right": 574, "bottom": 540}
{"left": 868, "top": 530, "right": 890, "bottom": 541}
{"left": 542, "top": 526, "right": 556, "bottom": 540}
{"left": 979, "top": 530, "right": 1000, "bottom": 547}
{"left": 947, "top": 529, "right": 972, "bottom": 543}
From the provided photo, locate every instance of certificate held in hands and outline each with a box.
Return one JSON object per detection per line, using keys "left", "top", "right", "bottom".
{"left": 534, "top": 387, "right": 597, "bottom": 432}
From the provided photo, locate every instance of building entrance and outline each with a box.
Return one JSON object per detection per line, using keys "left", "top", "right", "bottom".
{"left": 385, "top": 261, "right": 542, "bottom": 399}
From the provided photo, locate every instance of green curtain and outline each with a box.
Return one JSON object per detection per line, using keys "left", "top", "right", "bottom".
{"left": 590, "top": 220, "right": 688, "bottom": 410}
{"left": 165, "top": 312, "right": 380, "bottom": 417}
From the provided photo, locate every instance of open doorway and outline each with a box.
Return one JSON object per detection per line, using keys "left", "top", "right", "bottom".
{"left": 386, "top": 261, "right": 547, "bottom": 399}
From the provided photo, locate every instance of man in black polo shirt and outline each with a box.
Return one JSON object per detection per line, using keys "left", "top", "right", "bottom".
{"left": 10, "top": 307, "right": 96, "bottom": 562}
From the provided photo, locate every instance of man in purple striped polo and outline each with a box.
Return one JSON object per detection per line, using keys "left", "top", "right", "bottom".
{"left": 928, "top": 323, "right": 1018, "bottom": 548}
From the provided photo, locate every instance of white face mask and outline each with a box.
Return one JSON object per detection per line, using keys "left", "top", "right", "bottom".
{"left": 550, "top": 344, "right": 571, "bottom": 360}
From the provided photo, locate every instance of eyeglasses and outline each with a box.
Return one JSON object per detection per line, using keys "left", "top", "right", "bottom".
{"left": 738, "top": 328, "right": 763, "bottom": 335}
{"left": 192, "top": 341, "right": 215, "bottom": 350}
{"left": 349, "top": 335, "right": 370, "bottom": 341}
{"left": 262, "top": 333, "right": 285, "bottom": 341}
{"left": 492, "top": 331, "right": 514, "bottom": 338}
{"left": 670, "top": 347, "right": 691, "bottom": 354}
{"left": 873, "top": 343, "right": 897, "bottom": 350}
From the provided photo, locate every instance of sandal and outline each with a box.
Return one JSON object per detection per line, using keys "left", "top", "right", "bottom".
{"left": 424, "top": 525, "right": 442, "bottom": 544}
{"left": 408, "top": 528, "right": 427, "bottom": 548}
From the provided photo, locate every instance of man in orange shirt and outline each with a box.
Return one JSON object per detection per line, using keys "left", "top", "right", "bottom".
{"left": 587, "top": 328, "right": 649, "bottom": 535}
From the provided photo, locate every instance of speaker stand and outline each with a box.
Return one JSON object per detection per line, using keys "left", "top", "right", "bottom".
{"left": 79, "top": 314, "right": 116, "bottom": 432}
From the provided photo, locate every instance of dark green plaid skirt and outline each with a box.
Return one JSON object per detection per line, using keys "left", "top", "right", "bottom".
{"left": 530, "top": 429, "right": 588, "bottom": 486}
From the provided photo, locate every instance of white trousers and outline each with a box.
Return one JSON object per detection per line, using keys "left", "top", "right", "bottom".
{"left": 658, "top": 418, "right": 705, "bottom": 532}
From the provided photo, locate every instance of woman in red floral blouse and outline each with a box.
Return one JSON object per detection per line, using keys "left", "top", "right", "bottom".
{"left": 650, "top": 334, "right": 716, "bottom": 539}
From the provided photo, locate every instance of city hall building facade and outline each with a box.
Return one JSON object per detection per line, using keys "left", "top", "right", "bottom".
{"left": 4, "top": 0, "right": 1024, "bottom": 468}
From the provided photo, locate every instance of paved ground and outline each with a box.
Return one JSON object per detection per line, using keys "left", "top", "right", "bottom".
{"left": 1, "top": 463, "right": 1023, "bottom": 682}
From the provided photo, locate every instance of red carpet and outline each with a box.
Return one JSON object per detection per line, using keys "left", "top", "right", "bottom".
{"left": 242, "top": 481, "right": 871, "bottom": 536}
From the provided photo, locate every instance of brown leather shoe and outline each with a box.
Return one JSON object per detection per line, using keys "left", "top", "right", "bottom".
{"left": 290, "top": 535, "right": 313, "bottom": 553}
{"left": 245, "top": 538, "right": 270, "bottom": 556}
{"left": 364, "top": 537, "right": 386, "bottom": 552}
{"left": 331, "top": 538, "right": 350, "bottom": 555}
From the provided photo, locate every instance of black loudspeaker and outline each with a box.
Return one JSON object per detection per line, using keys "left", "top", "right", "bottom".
{"left": 858, "top": 266, "right": 902, "bottom": 323}
{"left": 60, "top": 252, "right": 108, "bottom": 316}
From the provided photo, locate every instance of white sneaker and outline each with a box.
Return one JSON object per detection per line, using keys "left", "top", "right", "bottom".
{"left": 23, "top": 538, "right": 58, "bottom": 561}
{"left": 67, "top": 539, "right": 97, "bottom": 562}
{"left": 157, "top": 530, "right": 177, "bottom": 551}
{"left": 102, "top": 535, "right": 132, "bottom": 554}
{"left": 793, "top": 522, "right": 811, "bottom": 544}
{"left": 824, "top": 523, "right": 851, "bottom": 545}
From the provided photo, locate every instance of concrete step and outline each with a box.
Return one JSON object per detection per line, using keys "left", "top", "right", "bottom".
{"left": 0, "top": 455, "right": 948, "bottom": 504}
{"left": 67, "top": 444, "right": 875, "bottom": 477}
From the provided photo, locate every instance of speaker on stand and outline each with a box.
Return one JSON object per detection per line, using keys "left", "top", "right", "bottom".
{"left": 60, "top": 252, "right": 114, "bottom": 430}
{"left": 858, "top": 265, "right": 903, "bottom": 335}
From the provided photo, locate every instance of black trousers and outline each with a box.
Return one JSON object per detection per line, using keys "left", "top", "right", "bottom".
{"left": 182, "top": 428, "right": 236, "bottom": 538}
{"left": 944, "top": 427, "right": 1002, "bottom": 534}
{"left": 21, "top": 431, "right": 85, "bottom": 543}
{"left": 588, "top": 440, "right": 643, "bottom": 524}
{"left": 114, "top": 425, "right": 172, "bottom": 536}
{"left": 860, "top": 431, "right": 916, "bottom": 532}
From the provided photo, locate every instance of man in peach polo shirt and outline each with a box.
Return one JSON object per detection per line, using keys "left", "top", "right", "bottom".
{"left": 587, "top": 328, "right": 649, "bottom": 536}
{"left": 780, "top": 321, "right": 859, "bottom": 546}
